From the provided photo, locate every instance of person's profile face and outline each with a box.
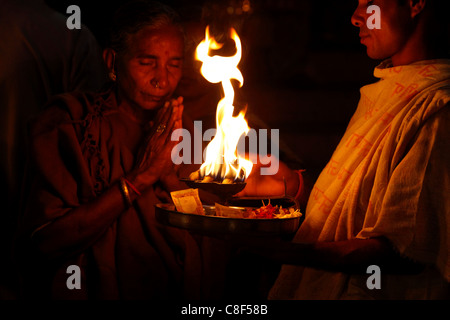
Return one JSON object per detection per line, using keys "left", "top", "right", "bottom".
{"left": 117, "top": 25, "right": 184, "bottom": 111}
{"left": 351, "top": 0, "right": 414, "bottom": 62}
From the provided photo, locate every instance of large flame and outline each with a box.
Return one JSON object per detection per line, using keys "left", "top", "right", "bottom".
{"left": 195, "top": 26, "right": 253, "bottom": 182}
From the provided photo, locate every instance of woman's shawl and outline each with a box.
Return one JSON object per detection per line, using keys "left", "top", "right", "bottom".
{"left": 17, "top": 88, "right": 213, "bottom": 299}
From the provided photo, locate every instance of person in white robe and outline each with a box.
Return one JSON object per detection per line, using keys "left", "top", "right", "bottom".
{"left": 241, "top": 0, "right": 450, "bottom": 299}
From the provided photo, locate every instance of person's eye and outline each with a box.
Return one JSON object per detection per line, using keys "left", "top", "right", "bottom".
{"left": 168, "top": 61, "right": 182, "bottom": 69}
{"left": 139, "top": 59, "right": 156, "bottom": 67}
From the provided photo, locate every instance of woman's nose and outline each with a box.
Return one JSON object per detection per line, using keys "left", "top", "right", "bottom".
{"left": 152, "top": 66, "right": 169, "bottom": 89}
{"left": 351, "top": 5, "right": 365, "bottom": 28}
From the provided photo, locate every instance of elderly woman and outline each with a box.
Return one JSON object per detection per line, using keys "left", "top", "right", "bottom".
{"left": 16, "top": 1, "right": 214, "bottom": 300}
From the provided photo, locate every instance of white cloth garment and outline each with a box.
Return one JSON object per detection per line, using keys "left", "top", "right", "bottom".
{"left": 269, "top": 59, "right": 450, "bottom": 299}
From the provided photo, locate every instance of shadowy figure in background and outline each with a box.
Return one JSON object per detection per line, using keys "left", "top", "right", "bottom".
{"left": 0, "top": 0, "right": 107, "bottom": 298}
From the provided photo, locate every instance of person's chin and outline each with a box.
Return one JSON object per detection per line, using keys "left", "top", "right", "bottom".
{"left": 142, "top": 101, "right": 164, "bottom": 110}
{"left": 138, "top": 96, "right": 165, "bottom": 110}
{"left": 365, "top": 47, "right": 387, "bottom": 61}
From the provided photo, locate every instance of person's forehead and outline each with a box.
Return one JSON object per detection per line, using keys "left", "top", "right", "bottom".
{"left": 128, "top": 25, "right": 184, "bottom": 56}
{"left": 357, "top": 0, "right": 398, "bottom": 8}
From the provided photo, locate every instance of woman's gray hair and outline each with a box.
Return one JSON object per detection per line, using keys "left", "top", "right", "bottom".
{"left": 108, "top": 0, "right": 185, "bottom": 54}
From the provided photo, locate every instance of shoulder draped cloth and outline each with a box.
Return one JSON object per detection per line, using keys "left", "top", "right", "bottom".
{"left": 17, "top": 87, "right": 226, "bottom": 299}
{"left": 269, "top": 59, "right": 450, "bottom": 299}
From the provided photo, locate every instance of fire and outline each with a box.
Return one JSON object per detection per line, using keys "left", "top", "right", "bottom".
{"left": 194, "top": 26, "right": 253, "bottom": 183}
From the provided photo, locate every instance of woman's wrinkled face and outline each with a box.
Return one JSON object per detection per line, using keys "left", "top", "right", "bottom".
{"left": 117, "top": 25, "right": 184, "bottom": 111}
{"left": 351, "top": 0, "right": 413, "bottom": 62}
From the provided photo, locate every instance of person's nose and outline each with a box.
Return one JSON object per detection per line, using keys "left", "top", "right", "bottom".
{"left": 152, "top": 65, "right": 169, "bottom": 89}
{"left": 351, "top": 4, "right": 365, "bottom": 28}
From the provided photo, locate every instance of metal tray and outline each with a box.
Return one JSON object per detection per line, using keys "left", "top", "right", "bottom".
{"left": 155, "top": 200, "right": 301, "bottom": 236}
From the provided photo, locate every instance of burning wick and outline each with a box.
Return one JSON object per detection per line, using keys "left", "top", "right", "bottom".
{"left": 189, "top": 26, "right": 253, "bottom": 184}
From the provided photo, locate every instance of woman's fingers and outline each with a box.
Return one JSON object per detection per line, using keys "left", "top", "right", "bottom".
{"left": 154, "top": 97, "right": 183, "bottom": 133}
{"left": 135, "top": 97, "right": 185, "bottom": 174}
{"left": 153, "top": 101, "right": 171, "bottom": 133}
{"left": 158, "top": 98, "right": 184, "bottom": 140}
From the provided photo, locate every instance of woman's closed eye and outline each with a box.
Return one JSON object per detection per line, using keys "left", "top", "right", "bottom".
{"left": 139, "top": 58, "right": 157, "bottom": 67}
{"left": 168, "top": 59, "right": 182, "bottom": 69}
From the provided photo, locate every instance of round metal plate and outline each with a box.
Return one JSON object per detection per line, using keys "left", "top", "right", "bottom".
{"left": 155, "top": 202, "right": 301, "bottom": 236}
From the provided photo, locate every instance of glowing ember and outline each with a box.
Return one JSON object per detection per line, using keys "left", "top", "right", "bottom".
{"left": 193, "top": 26, "right": 253, "bottom": 183}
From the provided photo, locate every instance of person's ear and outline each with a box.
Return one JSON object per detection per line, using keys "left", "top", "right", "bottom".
{"left": 103, "top": 48, "right": 117, "bottom": 81}
{"left": 409, "top": 0, "right": 426, "bottom": 18}
{"left": 103, "top": 48, "right": 116, "bottom": 70}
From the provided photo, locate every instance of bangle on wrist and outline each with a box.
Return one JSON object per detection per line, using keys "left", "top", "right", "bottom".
{"left": 119, "top": 177, "right": 132, "bottom": 207}
{"left": 123, "top": 177, "right": 142, "bottom": 196}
